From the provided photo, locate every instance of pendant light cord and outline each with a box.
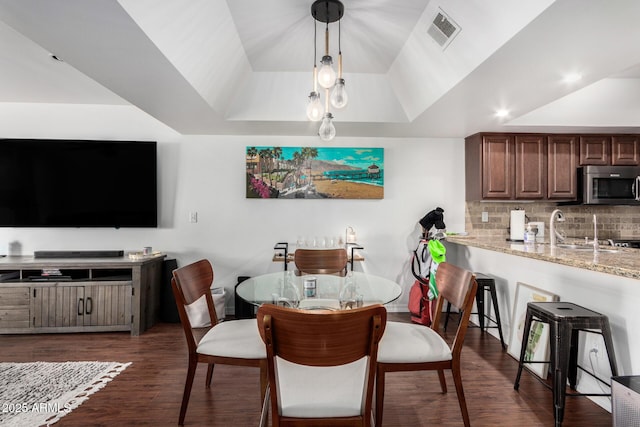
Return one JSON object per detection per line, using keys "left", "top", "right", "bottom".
{"left": 338, "top": 17, "right": 342, "bottom": 78}
{"left": 313, "top": 19, "right": 318, "bottom": 91}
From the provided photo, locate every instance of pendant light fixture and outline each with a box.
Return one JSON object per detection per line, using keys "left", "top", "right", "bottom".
{"left": 330, "top": 18, "right": 348, "bottom": 109}
{"left": 308, "top": 0, "right": 346, "bottom": 141}
{"left": 306, "top": 19, "right": 323, "bottom": 122}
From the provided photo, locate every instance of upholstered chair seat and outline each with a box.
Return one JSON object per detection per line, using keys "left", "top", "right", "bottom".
{"left": 378, "top": 321, "right": 452, "bottom": 364}
{"left": 196, "top": 319, "right": 266, "bottom": 359}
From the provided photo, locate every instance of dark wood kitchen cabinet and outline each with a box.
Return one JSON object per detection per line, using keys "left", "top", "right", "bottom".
{"left": 515, "top": 135, "right": 546, "bottom": 199}
{"left": 611, "top": 135, "right": 640, "bottom": 165}
{"left": 466, "top": 133, "right": 578, "bottom": 201}
{"left": 579, "top": 135, "right": 609, "bottom": 165}
{"left": 579, "top": 135, "right": 640, "bottom": 166}
{"left": 466, "top": 133, "right": 547, "bottom": 200}
{"left": 547, "top": 135, "right": 578, "bottom": 199}
{"left": 465, "top": 133, "right": 514, "bottom": 200}
{"left": 467, "top": 132, "right": 640, "bottom": 201}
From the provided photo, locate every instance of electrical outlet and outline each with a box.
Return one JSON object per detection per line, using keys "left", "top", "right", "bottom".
{"left": 593, "top": 341, "right": 602, "bottom": 359}
{"left": 481, "top": 211, "right": 489, "bottom": 222}
{"left": 189, "top": 212, "right": 198, "bottom": 223}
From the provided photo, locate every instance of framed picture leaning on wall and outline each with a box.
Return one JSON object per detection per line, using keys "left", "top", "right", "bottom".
{"left": 507, "top": 282, "right": 559, "bottom": 379}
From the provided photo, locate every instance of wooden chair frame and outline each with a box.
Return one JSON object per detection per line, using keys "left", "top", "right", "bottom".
{"left": 293, "top": 248, "right": 348, "bottom": 276}
{"left": 375, "top": 262, "right": 478, "bottom": 427}
{"left": 257, "top": 304, "right": 387, "bottom": 427}
{"left": 172, "top": 259, "right": 267, "bottom": 425}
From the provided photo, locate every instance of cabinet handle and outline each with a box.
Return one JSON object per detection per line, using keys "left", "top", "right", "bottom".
{"left": 86, "top": 297, "right": 93, "bottom": 315}
{"left": 78, "top": 298, "right": 84, "bottom": 316}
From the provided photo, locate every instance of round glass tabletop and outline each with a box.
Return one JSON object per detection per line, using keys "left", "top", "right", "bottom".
{"left": 236, "top": 271, "right": 402, "bottom": 310}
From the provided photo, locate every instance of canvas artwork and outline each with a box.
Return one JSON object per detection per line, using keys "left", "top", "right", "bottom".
{"left": 507, "top": 282, "right": 559, "bottom": 379}
{"left": 246, "top": 146, "right": 384, "bottom": 199}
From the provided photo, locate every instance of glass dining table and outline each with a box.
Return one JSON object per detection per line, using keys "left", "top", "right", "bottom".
{"left": 236, "top": 271, "right": 403, "bottom": 310}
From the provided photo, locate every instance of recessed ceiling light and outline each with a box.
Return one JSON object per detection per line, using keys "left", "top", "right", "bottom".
{"left": 563, "top": 73, "right": 582, "bottom": 83}
{"left": 495, "top": 109, "right": 510, "bottom": 118}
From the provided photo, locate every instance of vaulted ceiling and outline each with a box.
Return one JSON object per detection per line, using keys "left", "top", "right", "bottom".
{"left": 0, "top": 0, "right": 639, "bottom": 139}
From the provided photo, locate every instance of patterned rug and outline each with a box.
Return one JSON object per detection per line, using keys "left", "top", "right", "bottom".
{"left": 0, "top": 361, "right": 131, "bottom": 427}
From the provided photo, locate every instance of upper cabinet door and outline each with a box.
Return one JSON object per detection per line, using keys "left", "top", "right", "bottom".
{"left": 515, "top": 135, "right": 546, "bottom": 199}
{"left": 482, "top": 135, "right": 514, "bottom": 199}
{"left": 579, "top": 135, "right": 610, "bottom": 165}
{"left": 547, "top": 135, "right": 578, "bottom": 199}
{"left": 611, "top": 135, "right": 640, "bottom": 166}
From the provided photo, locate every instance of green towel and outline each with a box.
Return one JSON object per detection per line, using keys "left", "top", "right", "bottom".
{"left": 427, "top": 240, "right": 446, "bottom": 299}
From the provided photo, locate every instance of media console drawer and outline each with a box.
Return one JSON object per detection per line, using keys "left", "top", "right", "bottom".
{"left": 0, "top": 287, "right": 30, "bottom": 328}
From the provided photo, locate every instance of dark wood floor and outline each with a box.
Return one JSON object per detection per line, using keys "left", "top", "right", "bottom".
{"left": 2, "top": 313, "right": 612, "bottom": 426}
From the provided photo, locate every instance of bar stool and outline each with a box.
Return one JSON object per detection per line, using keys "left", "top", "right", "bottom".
{"left": 514, "top": 301, "right": 618, "bottom": 427}
{"left": 444, "top": 273, "right": 506, "bottom": 349}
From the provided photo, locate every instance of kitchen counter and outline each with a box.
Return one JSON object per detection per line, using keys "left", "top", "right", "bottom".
{"left": 445, "top": 236, "right": 640, "bottom": 280}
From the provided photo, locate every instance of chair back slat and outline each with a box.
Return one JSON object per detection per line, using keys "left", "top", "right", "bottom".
{"left": 294, "top": 248, "right": 348, "bottom": 276}
{"left": 258, "top": 305, "right": 386, "bottom": 366}
{"left": 172, "top": 259, "right": 214, "bottom": 304}
{"left": 171, "top": 259, "right": 220, "bottom": 351}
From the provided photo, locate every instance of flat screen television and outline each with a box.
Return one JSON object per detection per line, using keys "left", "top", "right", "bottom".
{"left": 0, "top": 139, "right": 157, "bottom": 228}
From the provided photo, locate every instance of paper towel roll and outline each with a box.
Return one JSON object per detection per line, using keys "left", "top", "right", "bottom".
{"left": 510, "top": 210, "right": 525, "bottom": 241}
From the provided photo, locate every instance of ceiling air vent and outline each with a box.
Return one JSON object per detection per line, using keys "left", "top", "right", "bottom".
{"left": 427, "top": 8, "right": 460, "bottom": 49}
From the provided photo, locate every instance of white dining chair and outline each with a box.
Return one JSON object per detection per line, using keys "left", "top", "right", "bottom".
{"left": 375, "top": 262, "right": 477, "bottom": 427}
{"left": 171, "top": 259, "right": 267, "bottom": 425}
{"left": 256, "top": 303, "right": 387, "bottom": 427}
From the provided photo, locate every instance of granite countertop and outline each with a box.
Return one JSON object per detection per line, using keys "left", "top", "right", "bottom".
{"left": 445, "top": 236, "right": 640, "bottom": 280}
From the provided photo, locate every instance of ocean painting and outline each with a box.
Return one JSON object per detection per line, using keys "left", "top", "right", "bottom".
{"left": 246, "top": 146, "right": 384, "bottom": 199}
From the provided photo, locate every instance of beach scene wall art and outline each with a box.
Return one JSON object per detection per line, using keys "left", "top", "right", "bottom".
{"left": 246, "top": 146, "right": 384, "bottom": 199}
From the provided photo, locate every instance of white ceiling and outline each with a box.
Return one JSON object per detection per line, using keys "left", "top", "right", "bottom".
{"left": 0, "top": 0, "right": 639, "bottom": 139}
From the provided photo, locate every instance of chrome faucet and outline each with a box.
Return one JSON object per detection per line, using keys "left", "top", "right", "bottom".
{"left": 549, "top": 209, "right": 565, "bottom": 247}
{"left": 592, "top": 214, "right": 600, "bottom": 252}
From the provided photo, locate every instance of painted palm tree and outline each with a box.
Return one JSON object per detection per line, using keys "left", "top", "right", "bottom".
{"left": 246, "top": 146, "right": 258, "bottom": 173}
{"left": 258, "top": 148, "right": 273, "bottom": 185}
{"left": 272, "top": 146, "right": 282, "bottom": 171}
{"left": 301, "top": 147, "right": 318, "bottom": 185}
{"left": 292, "top": 151, "right": 304, "bottom": 186}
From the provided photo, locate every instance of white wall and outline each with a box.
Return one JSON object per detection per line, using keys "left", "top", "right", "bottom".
{"left": 0, "top": 133, "right": 466, "bottom": 313}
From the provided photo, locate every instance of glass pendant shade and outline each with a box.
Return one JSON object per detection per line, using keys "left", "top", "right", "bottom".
{"left": 330, "top": 78, "right": 348, "bottom": 109}
{"left": 306, "top": 91, "right": 324, "bottom": 121}
{"left": 318, "top": 113, "right": 336, "bottom": 141}
{"left": 317, "top": 56, "right": 337, "bottom": 89}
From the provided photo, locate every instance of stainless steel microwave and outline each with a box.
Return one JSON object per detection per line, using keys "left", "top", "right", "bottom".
{"left": 581, "top": 165, "right": 640, "bottom": 205}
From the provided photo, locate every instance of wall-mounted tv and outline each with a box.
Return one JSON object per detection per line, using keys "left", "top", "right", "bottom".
{"left": 0, "top": 139, "right": 157, "bottom": 228}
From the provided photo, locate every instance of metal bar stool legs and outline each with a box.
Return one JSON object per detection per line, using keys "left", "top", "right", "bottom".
{"left": 514, "top": 301, "right": 618, "bottom": 427}
{"left": 444, "top": 273, "right": 506, "bottom": 349}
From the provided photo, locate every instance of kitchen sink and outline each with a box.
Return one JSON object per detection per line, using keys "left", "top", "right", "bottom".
{"left": 555, "top": 244, "right": 618, "bottom": 253}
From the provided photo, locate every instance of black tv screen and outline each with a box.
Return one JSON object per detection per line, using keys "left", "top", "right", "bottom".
{"left": 0, "top": 139, "right": 157, "bottom": 228}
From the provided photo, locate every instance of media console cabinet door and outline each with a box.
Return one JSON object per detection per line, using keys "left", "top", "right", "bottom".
{"left": 32, "top": 285, "right": 84, "bottom": 328}
{"left": 31, "top": 282, "right": 132, "bottom": 329}
{"left": 83, "top": 283, "right": 132, "bottom": 326}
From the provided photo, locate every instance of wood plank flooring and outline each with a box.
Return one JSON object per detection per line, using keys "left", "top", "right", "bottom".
{"left": 1, "top": 313, "right": 612, "bottom": 426}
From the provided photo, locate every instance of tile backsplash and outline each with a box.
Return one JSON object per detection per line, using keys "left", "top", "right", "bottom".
{"left": 465, "top": 201, "right": 640, "bottom": 241}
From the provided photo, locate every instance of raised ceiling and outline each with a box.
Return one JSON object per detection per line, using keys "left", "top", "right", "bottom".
{"left": 0, "top": 0, "right": 639, "bottom": 139}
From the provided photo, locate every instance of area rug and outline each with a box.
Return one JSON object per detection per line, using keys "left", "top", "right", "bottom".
{"left": 0, "top": 361, "right": 131, "bottom": 427}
